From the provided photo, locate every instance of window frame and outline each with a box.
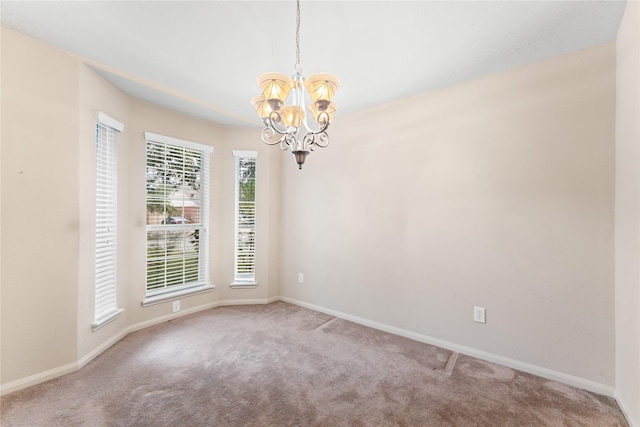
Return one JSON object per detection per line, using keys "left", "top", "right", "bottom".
{"left": 142, "top": 132, "right": 214, "bottom": 307}
{"left": 92, "top": 112, "right": 124, "bottom": 331}
{"left": 231, "top": 150, "right": 258, "bottom": 287}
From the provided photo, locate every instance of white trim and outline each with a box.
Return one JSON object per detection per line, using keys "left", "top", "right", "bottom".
{"left": 141, "top": 284, "right": 215, "bottom": 307}
{"left": 233, "top": 155, "right": 257, "bottom": 283}
{"left": 146, "top": 223, "right": 201, "bottom": 232}
{"left": 78, "top": 327, "right": 131, "bottom": 369}
{"left": 0, "top": 297, "right": 280, "bottom": 396}
{"left": 232, "top": 150, "right": 258, "bottom": 158}
{"left": 0, "top": 361, "right": 78, "bottom": 396}
{"left": 128, "top": 301, "right": 223, "bottom": 333}
{"left": 219, "top": 297, "right": 279, "bottom": 306}
{"left": 615, "top": 390, "right": 639, "bottom": 427}
{"left": 144, "top": 136, "right": 212, "bottom": 299}
{"left": 94, "top": 120, "right": 121, "bottom": 329}
{"left": 279, "top": 296, "right": 617, "bottom": 398}
{"left": 1, "top": 295, "right": 618, "bottom": 404}
{"left": 144, "top": 131, "right": 214, "bottom": 153}
{"left": 229, "top": 282, "right": 259, "bottom": 288}
{"left": 91, "top": 308, "right": 124, "bottom": 332}
{"left": 96, "top": 111, "right": 124, "bottom": 132}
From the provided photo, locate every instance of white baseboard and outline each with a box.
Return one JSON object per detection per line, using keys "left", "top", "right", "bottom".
{"left": 127, "top": 301, "right": 223, "bottom": 335}
{"left": 78, "top": 328, "right": 130, "bottom": 369}
{"left": 0, "top": 361, "right": 78, "bottom": 396}
{"left": 279, "top": 296, "right": 616, "bottom": 398}
{"left": 1, "top": 294, "right": 626, "bottom": 413}
{"left": 0, "top": 297, "right": 278, "bottom": 396}
{"left": 218, "top": 297, "right": 280, "bottom": 306}
{"left": 615, "top": 390, "right": 639, "bottom": 427}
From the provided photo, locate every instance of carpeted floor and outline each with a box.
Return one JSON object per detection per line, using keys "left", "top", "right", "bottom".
{"left": 0, "top": 302, "right": 628, "bottom": 426}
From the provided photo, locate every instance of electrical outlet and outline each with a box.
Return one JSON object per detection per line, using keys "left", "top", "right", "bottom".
{"left": 298, "top": 273, "right": 304, "bottom": 284}
{"left": 474, "top": 306, "right": 486, "bottom": 323}
{"left": 172, "top": 300, "right": 180, "bottom": 313}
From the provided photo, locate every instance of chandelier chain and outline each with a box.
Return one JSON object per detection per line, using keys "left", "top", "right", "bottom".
{"left": 295, "top": 0, "right": 301, "bottom": 71}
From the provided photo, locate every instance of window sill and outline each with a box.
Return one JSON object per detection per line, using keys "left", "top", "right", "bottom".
{"left": 141, "top": 284, "right": 215, "bottom": 307}
{"left": 92, "top": 308, "right": 124, "bottom": 332}
{"left": 229, "top": 282, "right": 258, "bottom": 289}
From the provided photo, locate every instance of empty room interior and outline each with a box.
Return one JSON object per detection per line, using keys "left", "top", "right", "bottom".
{"left": 1, "top": 1, "right": 639, "bottom": 425}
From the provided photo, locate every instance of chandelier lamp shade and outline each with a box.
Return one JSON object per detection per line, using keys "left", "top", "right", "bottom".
{"left": 251, "top": 0, "right": 340, "bottom": 169}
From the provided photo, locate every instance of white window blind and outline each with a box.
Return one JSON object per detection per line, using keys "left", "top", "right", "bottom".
{"left": 145, "top": 133, "right": 213, "bottom": 302}
{"left": 93, "top": 112, "right": 124, "bottom": 331}
{"left": 233, "top": 151, "right": 257, "bottom": 284}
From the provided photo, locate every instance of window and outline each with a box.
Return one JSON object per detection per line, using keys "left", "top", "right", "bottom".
{"left": 93, "top": 112, "right": 124, "bottom": 331}
{"left": 144, "top": 132, "right": 214, "bottom": 306}
{"left": 232, "top": 151, "right": 257, "bottom": 286}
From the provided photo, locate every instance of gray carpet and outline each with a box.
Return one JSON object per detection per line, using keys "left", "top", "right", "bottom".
{"left": 0, "top": 302, "right": 628, "bottom": 426}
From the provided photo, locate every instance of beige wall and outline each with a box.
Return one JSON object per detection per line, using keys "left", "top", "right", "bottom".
{"left": 1, "top": 29, "right": 81, "bottom": 382}
{"left": 1, "top": 28, "right": 281, "bottom": 388}
{"left": 280, "top": 42, "right": 617, "bottom": 387}
{"left": 615, "top": 1, "right": 640, "bottom": 425}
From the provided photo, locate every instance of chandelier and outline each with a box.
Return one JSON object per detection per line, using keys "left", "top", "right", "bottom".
{"left": 251, "top": 0, "right": 340, "bottom": 169}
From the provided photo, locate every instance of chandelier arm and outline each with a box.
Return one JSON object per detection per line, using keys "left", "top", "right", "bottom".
{"left": 268, "top": 111, "right": 289, "bottom": 135}
{"left": 282, "top": 134, "right": 297, "bottom": 150}
{"left": 261, "top": 111, "right": 292, "bottom": 145}
{"left": 314, "top": 132, "right": 330, "bottom": 149}
{"left": 304, "top": 127, "right": 330, "bottom": 150}
{"left": 318, "top": 131, "right": 330, "bottom": 148}
{"left": 306, "top": 134, "right": 319, "bottom": 152}
{"left": 261, "top": 126, "right": 286, "bottom": 146}
{"left": 306, "top": 118, "right": 329, "bottom": 135}
{"left": 305, "top": 116, "right": 329, "bottom": 137}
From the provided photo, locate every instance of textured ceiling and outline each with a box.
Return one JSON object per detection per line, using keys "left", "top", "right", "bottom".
{"left": 1, "top": 1, "right": 627, "bottom": 127}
